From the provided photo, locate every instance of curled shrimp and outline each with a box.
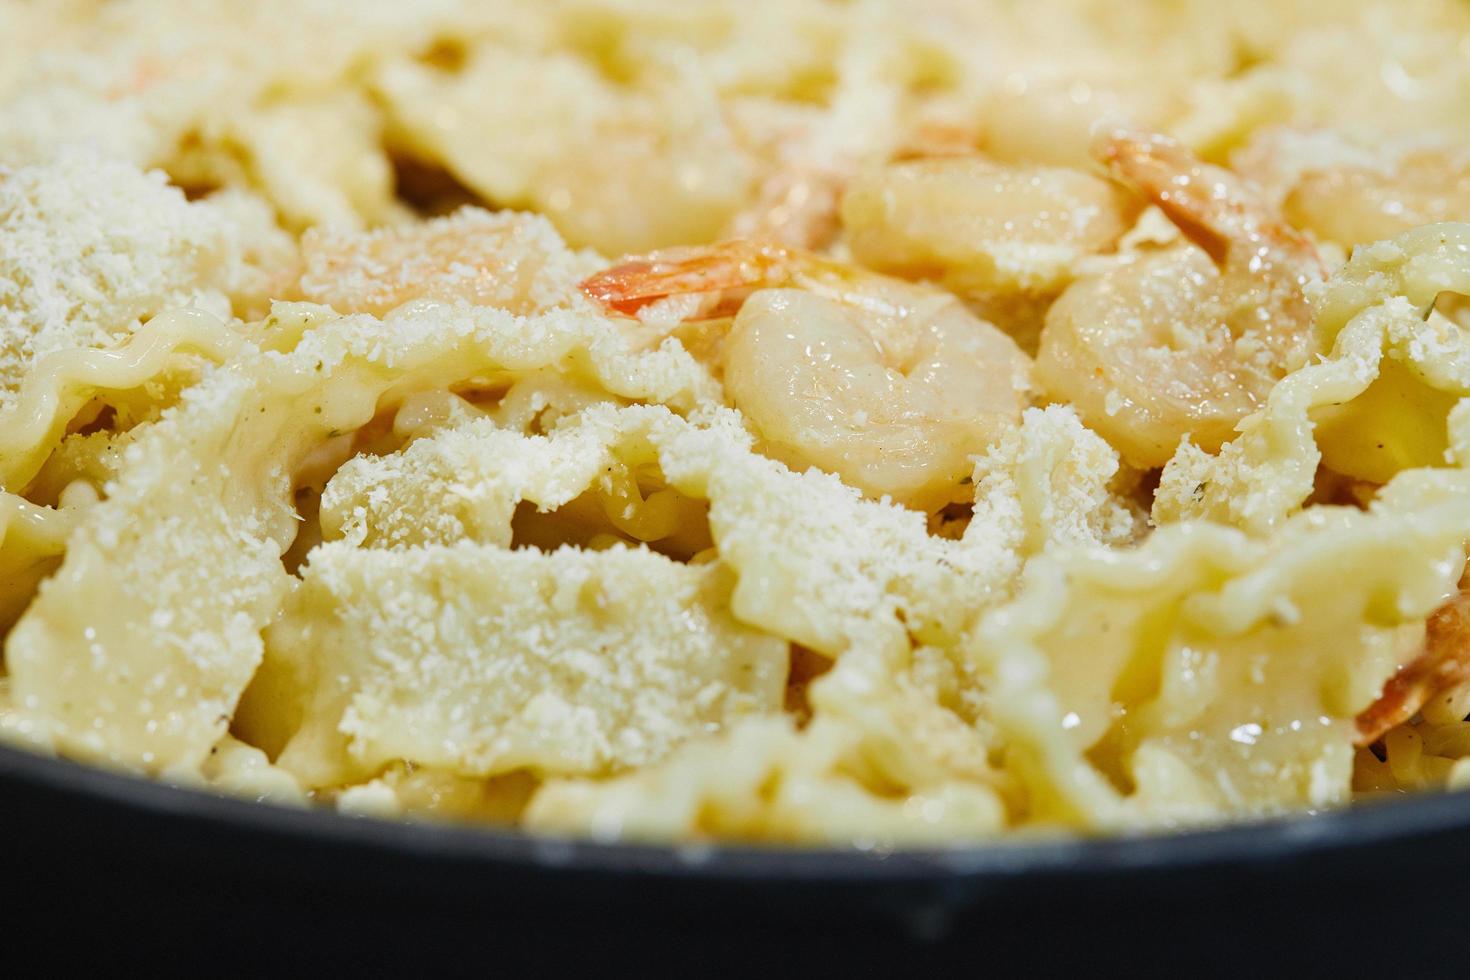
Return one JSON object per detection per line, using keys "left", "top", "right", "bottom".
{"left": 840, "top": 155, "right": 1139, "bottom": 350}
{"left": 581, "top": 241, "right": 1031, "bottom": 510}
{"left": 1036, "top": 130, "right": 1326, "bottom": 468}
{"left": 1285, "top": 147, "right": 1470, "bottom": 251}
{"left": 1355, "top": 589, "right": 1470, "bottom": 748}
{"left": 1235, "top": 131, "right": 1470, "bottom": 255}
{"left": 722, "top": 120, "right": 986, "bottom": 252}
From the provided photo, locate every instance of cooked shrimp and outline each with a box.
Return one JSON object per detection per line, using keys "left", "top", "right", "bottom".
{"left": 581, "top": 241, "right": 1031, "bottom": 510}
{"left": 842, "top": 158, "right": 1136, "bottom": 294}
{"left": 1236, "top": 131, "right": 1470, "bottom": 254}
{"left": 1356, "top": 589, "right": 1470, "bottom": 747}
{"left": 1284, "top": 147, "right": 1470, "bottom": 251}
{"left": 1035, "top": 130, "right": 1326, "bottom": 468}
{"left": 723, "top": 120, "right": 985, "bottom": 252}
{"left": 841, "top": 156, "right": 1139, "bottom": 348}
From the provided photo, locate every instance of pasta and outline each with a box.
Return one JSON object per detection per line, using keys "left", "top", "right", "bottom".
{"left": 3, "top": 0, "right": 1470, "bottom": 846}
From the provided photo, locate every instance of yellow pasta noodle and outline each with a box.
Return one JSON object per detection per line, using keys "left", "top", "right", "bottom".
{"left": 267, "top": 542, "right": 787, "bottom": 787}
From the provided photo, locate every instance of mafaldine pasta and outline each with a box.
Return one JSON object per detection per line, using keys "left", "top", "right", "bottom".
{"left": 3, "top": 0, "right": 1470, "bottom": 844}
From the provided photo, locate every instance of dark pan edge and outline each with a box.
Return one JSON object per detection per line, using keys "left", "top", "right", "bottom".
{"left": 5, "top": 738, "right": 1469, "bottom": 884}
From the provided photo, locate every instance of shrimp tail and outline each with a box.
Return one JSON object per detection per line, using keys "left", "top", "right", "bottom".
{"left": 1355, "top": 590, "right": 1470, "bottom": 747}
{"left": 1095, "top": 129, "right": 1323, "bottom": 275}
{"left": 579, "top": 240, "right": 797, "bottom": 318}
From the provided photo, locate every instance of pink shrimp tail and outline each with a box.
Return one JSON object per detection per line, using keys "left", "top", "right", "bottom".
{"left": 1094, "top": 128, "right": 1323, "bottom": 276}
{"left": 580, "top": 240, "right": 796, "bottom": 318}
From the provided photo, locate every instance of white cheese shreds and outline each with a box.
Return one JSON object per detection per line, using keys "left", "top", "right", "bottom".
{"left": 270, "top": 542, "right": 788, "bottom": 786}
{"left": 0, "top": 152, "right": 291, "bottom": 409}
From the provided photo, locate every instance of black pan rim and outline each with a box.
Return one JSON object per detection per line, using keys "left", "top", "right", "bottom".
{"left": 6, "top": 739, "right": 1469, "bottom": 883}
